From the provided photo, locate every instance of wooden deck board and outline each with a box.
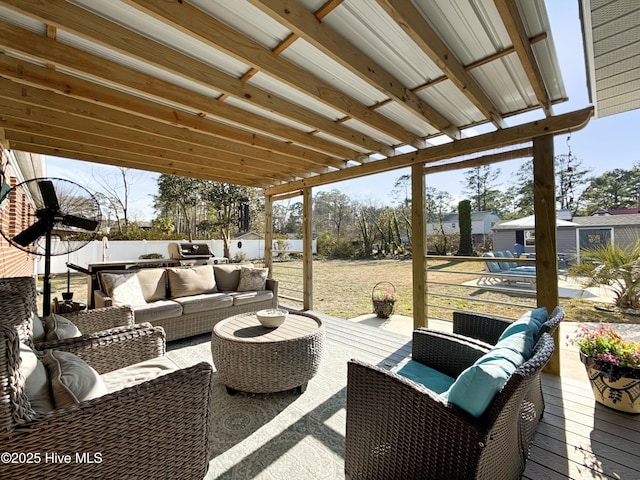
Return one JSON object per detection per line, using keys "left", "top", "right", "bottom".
{"left": 170, "top": 311, "right": 640, "bottom": 479}
{"left": 314, "top": 313, "right": 640, "bottom": 480}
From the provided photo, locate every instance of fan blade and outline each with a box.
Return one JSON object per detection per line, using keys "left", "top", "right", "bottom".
{"left": 38, "top": 180, "right": 60, "bottom": 211}
{"left": 13, "top": 219, "right": 49, "bottom": 246}
{"left": 61, "top": 214, "right": 98, "bottom": 231}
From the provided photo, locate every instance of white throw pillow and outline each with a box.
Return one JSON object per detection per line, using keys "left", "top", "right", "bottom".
{"left": 100, "top": 273, "right": 147, "bottom": 307}
{"left": 44, "top": 313, "right": 82, "bottom": 341}
{"left": 43, "top": 350, "right": 107, "bottom": 408}
{"left": 19, "top": 343, "right": 55, "bottom": 413}
{"left": 236, "top": 266, "right": 268, "bottom": 292}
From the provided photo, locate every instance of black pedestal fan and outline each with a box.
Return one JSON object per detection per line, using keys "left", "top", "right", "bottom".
{"left": 0, "top": 178, "right": 101, "bottom": 316}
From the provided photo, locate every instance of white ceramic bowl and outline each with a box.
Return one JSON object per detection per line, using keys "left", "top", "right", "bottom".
{"left": 256, "top": 309, "right": 288, "bottom": 328}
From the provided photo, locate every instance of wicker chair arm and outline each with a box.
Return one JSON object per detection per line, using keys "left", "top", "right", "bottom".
{"left": 538, "top": 306, "right": 564, "bottom": 339}
{"left": 412, "top": 329, "right": 489, "bottom": 378}
{"left": 346, "top": 359, "right": 486, "bottom": 479}
{"left": 59, "top": 305, "right": 135, "bottom": 334}
{"left": 93, "top": 290, "right": 113, "bottom": 308}
{"left": 39, "top": 324, "right": 166, "bottom": 374}
{"left": 452, "top": 311, "right": 511, "bottom": 344}
{"left": 266, "top": 278, "right": 278, "bottom": 298}
{"left": 1, "top": 362, "right": 212, "bottom": 480}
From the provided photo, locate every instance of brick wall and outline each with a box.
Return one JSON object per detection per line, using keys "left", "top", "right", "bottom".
{"left": 1, "top": 148, "right": 36, "bottom": 277}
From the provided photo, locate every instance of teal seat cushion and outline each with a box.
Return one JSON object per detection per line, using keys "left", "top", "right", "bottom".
{"left": 443, "top": 347, "right": 523, "bottom": 417}
{"left": 392, "top": 360, "right": 455, "bottom": 394}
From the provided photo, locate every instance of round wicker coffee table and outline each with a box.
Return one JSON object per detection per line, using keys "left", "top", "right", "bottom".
{"left": 211, "top": 312, "right": 324, "bottom": 394}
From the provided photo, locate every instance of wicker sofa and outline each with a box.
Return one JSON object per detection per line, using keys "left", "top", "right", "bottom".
{"left": 93, "top": 263, "right": 278, "bottom": 341}
{"left": 0, "top": 293, "right": 213, "bottom": 480}
{"left": 345, "top": 328, "right": 555, "bottom": 479}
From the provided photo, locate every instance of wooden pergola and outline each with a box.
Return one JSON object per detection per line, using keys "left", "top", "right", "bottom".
{"left": 0, "top": 0, "right": 597, "bottom": 374}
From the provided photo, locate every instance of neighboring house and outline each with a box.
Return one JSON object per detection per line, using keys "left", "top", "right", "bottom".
{"left": 426, "top": 211, "right": 501, "bottom": 247}
{"left": 0, "top": 147, "right": 45, "bottom": 277}
{"left": 492, "top": 212, "right": 640, "bottom": 263}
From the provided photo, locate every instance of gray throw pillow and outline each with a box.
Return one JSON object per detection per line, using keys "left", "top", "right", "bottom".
{"left": 43, "top": 350, "right": 107, "bottom": 408}
{"left": 236, "top": 266, "right": 268, "bottom": 291}
{"left": 44, "top": 313, "right": 82, "bottom": 341}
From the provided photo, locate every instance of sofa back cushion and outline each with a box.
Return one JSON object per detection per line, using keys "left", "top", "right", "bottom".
{"left": 214, "top": 264, "right": 252, "bottom": 291}
{"left": 135, "top": 268, "right": 168, "bottom": 302}
{"left": 167, "top": 266, "right": 217, "bottom": 298}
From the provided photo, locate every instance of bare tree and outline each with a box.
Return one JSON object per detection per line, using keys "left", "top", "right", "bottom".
{"left": 91, "top": 167, "right": 144, "bottom": 232}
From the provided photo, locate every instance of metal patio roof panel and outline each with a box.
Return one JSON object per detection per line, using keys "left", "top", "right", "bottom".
{"left": 280, "top": 37, "right": 389, "bottom": 106}
{"left": 0, "top": 0, "right": 576, "bottom": 190}
{"left": 321, "top": 0, "right": 445, "bottom": 88}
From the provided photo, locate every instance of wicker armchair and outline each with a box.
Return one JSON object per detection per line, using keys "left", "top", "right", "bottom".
{"left": 345, "top": 330, "right": 555, "bottom": 480}
{"left": 0, "top": 322, "right": 213, "bottom": 480}
{"left": 0, "top": 276, "right": 135, "bottom": 348}
{"left": 452, "top": 306, "right": 564, "bottom": 450}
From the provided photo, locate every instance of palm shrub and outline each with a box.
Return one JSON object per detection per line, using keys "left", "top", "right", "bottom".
{"left": 570, "top": 239, "right": 640, "bottom": 309}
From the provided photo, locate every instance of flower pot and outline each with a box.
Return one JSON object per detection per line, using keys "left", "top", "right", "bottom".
{"left": 580, "top": 351, "right": 640, "bottom": 413}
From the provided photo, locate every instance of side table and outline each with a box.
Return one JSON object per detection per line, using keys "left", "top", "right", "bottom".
{"left": 211, "top": 312, "right": 324, "bottom": 394}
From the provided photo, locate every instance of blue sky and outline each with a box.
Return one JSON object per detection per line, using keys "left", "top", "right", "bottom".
{"left": 46, "top": 1, "right": 640, "bottom": 220}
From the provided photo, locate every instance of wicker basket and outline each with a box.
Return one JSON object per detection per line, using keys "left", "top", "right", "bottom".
{"left": 371, "top": 281, "right": 397, "bottom": 319}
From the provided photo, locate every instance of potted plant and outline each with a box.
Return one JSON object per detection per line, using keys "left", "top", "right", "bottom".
{"left": 570, "top": 240, "right": 640, "bottom": 311}
{"left": 371, "top": 282, "right": 397, "bottom": 319}
{"left": 569, "top": 325, "right": 640, "bottom": 413}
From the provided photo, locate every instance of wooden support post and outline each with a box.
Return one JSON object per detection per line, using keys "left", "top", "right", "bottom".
{"left": 264, "top": 194, "right": 273, "bottom": 278}
{"left": 302, "top": 187, "right": 313, "bottom": 310}
{"left": 533, "top": 134, "right": 560, "bottom": 375}
{"left": 411, "top": 163, "right": 426, "bottom": 329}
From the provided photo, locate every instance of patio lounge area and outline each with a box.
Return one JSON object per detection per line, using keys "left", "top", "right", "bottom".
{"left": 167, "top": 313, "right": 640, "bottom": 480}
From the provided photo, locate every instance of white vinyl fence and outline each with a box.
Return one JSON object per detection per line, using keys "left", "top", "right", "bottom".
{"left": 37, "top": 238, "right": 314, "bottom": 275}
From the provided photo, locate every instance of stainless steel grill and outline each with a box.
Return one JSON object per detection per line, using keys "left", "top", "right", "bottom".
{"left": 168, "top": 242, "right": 228, "bottom": 266}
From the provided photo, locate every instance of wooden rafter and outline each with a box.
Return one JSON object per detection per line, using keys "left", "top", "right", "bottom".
{"left": 494, "top": 0, "right": 552, "bottom": 115}
{"left": 0, "top": 0, "right": 392, "bottom": 154}
{"left": 378, "top": 0, "right": 506, "bottom": 129}
{"left": 0, "top": 25, "right": 358, "bottom": 161}
{"left": 0, "top": 82, "right": 330, "bottom": 178}
{"left": 123, "top": 0, "right": 421, "bottom": 148}
{"left": 249, "top": 0, "right": 462, "bottom": 140}
{"left": 0, "top": 56, "right": 343, "bottom": 171}
{"left": 424, "top": 147, "right": 533, "bottom": 174}
{"left": 265, "top": 107, "right": 593, "bottom": 195}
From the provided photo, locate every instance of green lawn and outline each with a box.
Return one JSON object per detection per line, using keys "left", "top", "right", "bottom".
{"left": 50, "top": 259, "right": 638, "bottom": 324}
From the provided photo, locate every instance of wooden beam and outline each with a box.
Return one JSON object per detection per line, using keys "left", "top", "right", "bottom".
{"left": 123, "top": 0, "right": 422, "bottom": 148}
{"left": 1, "top": 0, "right": 391, "bottom": 154}
{"left": 265, "top": 107, "right": 593, "bottom": 195}
{"left": 0, "top": 56, "right": 346, "bottom": 170}
{"left": 533, "top": 134, "right": 559, "bottom": 375}
{"left": 379, "top": 0, "right": 506, "bottom": 129}
{"left": 424, "top": 147, "right": 533, "bottom": 174}
{"left": 0, "top": 81, "right": 328, "bottom": 177}
{"left": 0, "top": 27, "right": 359, "bottom": 161}
{"left": 5, "top": 139, "right": 266, "bottom": 186}
{"left": 1, "top": 124, "right": 290, "bottom": 182}
{"left": 303, "top": 187, "right": 313, "bottom": 310}
{"left": 494, "top": 0, "right": 552, "bottom": 115}
{"left": 411, "top": 162, "right": 426, "bottom": 329}
{"left": 249, "top": 0, "right": 461, "bottom": 140}
{"left": 264, "top": 194, "right": 273, "bottom": 278}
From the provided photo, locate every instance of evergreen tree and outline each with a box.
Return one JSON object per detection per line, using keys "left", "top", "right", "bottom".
{"left": 456, "top": 200, "right": 473, "bottom": 256}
